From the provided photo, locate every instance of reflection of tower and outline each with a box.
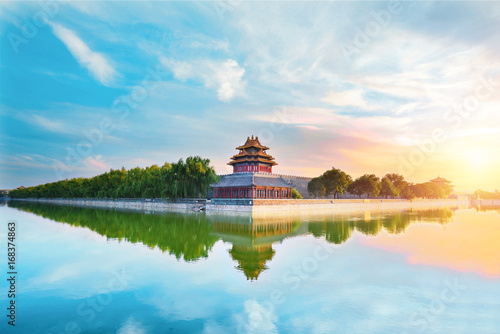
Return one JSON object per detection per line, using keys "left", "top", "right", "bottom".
{"left": 229, "top": 244, "right": 275, "bottom": 281}
{"left": 209, "top": 214, "right": 304, "bottom": 280}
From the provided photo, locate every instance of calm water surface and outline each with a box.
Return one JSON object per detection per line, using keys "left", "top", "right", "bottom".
{"left": 1, "top": 202, "right": 499, "bottom": 334}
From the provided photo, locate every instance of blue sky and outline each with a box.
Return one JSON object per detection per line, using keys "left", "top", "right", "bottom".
{"left": 1, "top": 1, "right": 500, "bottom": 191}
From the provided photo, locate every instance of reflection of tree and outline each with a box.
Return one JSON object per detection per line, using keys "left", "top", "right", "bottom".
{"left": 9, "top": 201, "right": 219, "bottom": 261}
{"left": 229, "top": 245, "right": 275, "bottom": 281}
{"left": 381, "top": 212, "right": 411, "bottom": 234}
{"left": 474, "top": 205, "right": 500, "bottom": 215}
{"left": 308, "top": 220, "right": 354, "bottom": 244}
{"left": 308, "top": 208, "right": 456, "bottom": 242}
{"left": 355, "top": 219, "right": 383, "bottom": 236}
{"left": 409, "top": 208, "right": 454, "bottom": 225}
{"left": 9, "top": 201, "right": 460, "bottom": 279}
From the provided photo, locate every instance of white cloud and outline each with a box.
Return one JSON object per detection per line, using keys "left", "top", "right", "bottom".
{"left": 50, "top": 23, "right": 118, "bottom": 86}
{"left": 117, "top": 318, "right": 146, "bottom": 334}
{"left": 322, "top": 89, "right": 378, "bottom": 110}
{"left": 160, "top": 58, "right": 193, "bottom": 81}
{"left": 233, "top": 300, "right": 278, "bottom": 334}
{"left": 32, "top": 115, "right": 67, "bottom": 133}
{"left": 160, "top": 57, "right": 245, "bottom": 102}
{"left": 208, "top": 59, "right": 246, "bottom": 102}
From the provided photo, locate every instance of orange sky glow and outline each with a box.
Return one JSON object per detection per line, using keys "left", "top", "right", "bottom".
{"left": 360, "top": 209, "right": 500, "bottom": 278}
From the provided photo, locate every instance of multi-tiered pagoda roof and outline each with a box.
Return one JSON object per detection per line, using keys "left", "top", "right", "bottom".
{"left": 227, "top": 135, "right": 277, "bottom": 167}
{"left": 210, "top": 136, "right": 293, "bottom": 200}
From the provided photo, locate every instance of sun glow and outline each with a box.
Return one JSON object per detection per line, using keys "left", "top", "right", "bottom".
{"left": 467, "top": 149, "right": 490, "bottom": 169}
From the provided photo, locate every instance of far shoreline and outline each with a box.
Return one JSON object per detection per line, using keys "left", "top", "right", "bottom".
{"left": 7, "top": 197, "right": 475, "bottom": 215}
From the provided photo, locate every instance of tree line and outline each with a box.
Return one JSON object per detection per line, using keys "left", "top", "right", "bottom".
{"left": 474, "top": 189, "right": 500, "bottom": 200}
{"left": 8, "top": 156, "right": 219, "bottom": 199}
{"left": 307, "top": 167, "right": 453, "bottom": 200}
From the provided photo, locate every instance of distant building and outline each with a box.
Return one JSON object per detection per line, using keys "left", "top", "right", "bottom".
{"left": 430, "top": 176, "right": 452, "bottom": 187}
{"left": 210, "top": 136, "right": 293, "bottom": 199}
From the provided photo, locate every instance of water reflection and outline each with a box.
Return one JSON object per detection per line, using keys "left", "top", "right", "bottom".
{"left": 9, "top": 201, "right": 459, "bottom": 280}
{"left": 475, "top": 204, "right": 500, "bottom": 214}
{"left": 8, "top": 201, "right": 219, "bottom": 261}
{"left": 363, "top": 208, "right": 500, "bottom": 278}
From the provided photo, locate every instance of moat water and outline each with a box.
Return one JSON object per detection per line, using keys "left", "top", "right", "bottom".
{"left": 1, "top": 201, "right": 499, "bottom": 333}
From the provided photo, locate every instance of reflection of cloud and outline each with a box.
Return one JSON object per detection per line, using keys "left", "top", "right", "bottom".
{"left": 202, "top": 320, "right": 229, "bottom": 334}
{"left": 234, "top": 300, "right": 278, "bottom": 334}
{"left": 30, "top": 263, "right": 81, "bottom": 284}
{"left": 117, "top": 317, "right": 146, "bottom": 334}
{"left": 361, "top": 210, "right": 500, "bottom": 278}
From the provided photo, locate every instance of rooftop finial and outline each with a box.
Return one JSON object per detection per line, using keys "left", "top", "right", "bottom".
{"left": 251, "top": 135, "right": 254, "bottom": 140}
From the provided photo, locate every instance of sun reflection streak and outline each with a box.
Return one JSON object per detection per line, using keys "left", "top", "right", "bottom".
{"left": 360, "top": 210, "right": 500, "bottom": 278}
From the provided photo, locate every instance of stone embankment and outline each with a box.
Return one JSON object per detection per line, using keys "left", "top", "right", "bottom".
{"left": 12, "top": 198, "right": 204, "bottom": 212}
{"left": 206, "top": 198, "right": 471, "bottom": 213}
{"left": 12, "top": 197, "right": 473, "bottom": 214}
{"left": 471, "top": 199, "right": 500, "bottom": 206}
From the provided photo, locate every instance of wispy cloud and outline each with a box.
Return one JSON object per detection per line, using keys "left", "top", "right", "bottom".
{"left": 322, "top": 88, "right": 379, "bottom": 111}
{"left": 32, "top": 115, "right": 67, "bottom": 133}
{"left": 50, "top": 23, "right": 118, "bottom": 86}
{"left": 160, "top": 57, "right": 245, "bottom": 102}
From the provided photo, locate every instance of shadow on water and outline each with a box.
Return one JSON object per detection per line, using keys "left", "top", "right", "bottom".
{"left": 8, "top": 201, "right": 456, "bottom": 280}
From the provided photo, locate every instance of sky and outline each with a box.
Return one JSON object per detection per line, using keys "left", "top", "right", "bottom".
{"left": 1, "top": 1, "right": 500, "bottom": 192}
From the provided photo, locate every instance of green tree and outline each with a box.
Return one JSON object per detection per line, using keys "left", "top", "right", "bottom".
{"left": 347, "top": 178, "right": 364, "bottom": 198}
{"left": 8, "top": 156, "right": 218, "bottom": 200}
{"left": 308, "top": 177, "right": 326, "bottom": 198}
{"left": 291, "top": 188, "right": 303, "bottom": 199}
{"left": 380, "top": 177, "right": 400, "bottom": 199}
{"left": 321, "top": 167, "right": 352, "bottom": 199}
{"left": 384, "top": 173, "right": 406, "bottom": 194}
{"left": 401, "top": 184, "right": 416, "bottom": 200}
{"left": 348, "top": 174, "right": 381, "bottom": 198}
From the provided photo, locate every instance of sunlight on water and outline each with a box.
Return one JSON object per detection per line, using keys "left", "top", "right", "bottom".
{"left": 1, "top": 202, "right": 499, "bottom": 334}
{"left": 362, "top": 209, "right": 500, "bottom": 278}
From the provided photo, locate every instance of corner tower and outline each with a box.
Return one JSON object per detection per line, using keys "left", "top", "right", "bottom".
{"left": 228, "top": 135, "right": 277, "bottom": 173}
{"left": 210, "top": 136, "right": 293, "bottom": 200}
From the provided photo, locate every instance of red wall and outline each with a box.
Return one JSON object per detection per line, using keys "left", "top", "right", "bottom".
{"left": 233, "top": 164, "right": 272, "bottom": 173}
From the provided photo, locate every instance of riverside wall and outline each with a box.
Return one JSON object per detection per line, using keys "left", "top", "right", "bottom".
{"left": 471, "top": 199, "right": 500, "bottom": 206}
{"left": 206, "top": 198, "right": 471, "bottom": 213}
{"left": 11, "top": 198, "right": 201, "bottom": 212}
{"left": 11, "top": 198, "right": 472, "bottom": 215}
